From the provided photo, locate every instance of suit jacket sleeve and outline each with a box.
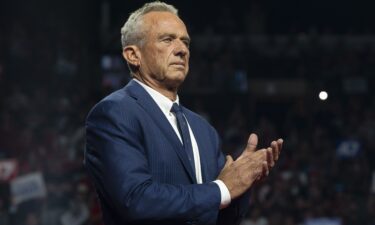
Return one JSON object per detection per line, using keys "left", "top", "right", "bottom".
{"left": 84, "top": 100, "right": 222, "bottom": 225}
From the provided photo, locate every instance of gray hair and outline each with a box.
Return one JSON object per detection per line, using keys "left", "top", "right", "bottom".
{"left": 120, "top": 1, "right": 178, "bottom": 49}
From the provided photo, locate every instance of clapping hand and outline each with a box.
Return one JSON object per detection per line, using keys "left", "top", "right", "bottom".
{"left": 217, "top": 133, "right": 283, "bottom": 200}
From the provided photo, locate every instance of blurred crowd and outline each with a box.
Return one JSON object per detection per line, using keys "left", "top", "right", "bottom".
{"left": 1, "top": 1, "right": 375, "bottom": 225}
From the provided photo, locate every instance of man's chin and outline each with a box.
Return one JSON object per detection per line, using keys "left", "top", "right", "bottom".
{"left": 165, "top": 73, "right": 187, "bottom": 88}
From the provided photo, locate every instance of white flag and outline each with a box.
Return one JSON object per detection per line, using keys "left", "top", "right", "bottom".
{"left": 10, "top": 172, "right": 47, "bottom": 205}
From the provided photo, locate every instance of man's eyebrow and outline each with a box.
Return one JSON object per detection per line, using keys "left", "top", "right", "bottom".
{"left": 158, "top": 33, "right": 190, "bottom": 42}
{"left": 158, "top": 33, "right": 176, "bottom": 39}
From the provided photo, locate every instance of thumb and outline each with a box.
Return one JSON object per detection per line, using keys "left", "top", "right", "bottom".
{"left": 224, "top": 155, "right": 233, "bottom": 167}
{"left": 246, "top": 133, "right": 258, "bottom": 152}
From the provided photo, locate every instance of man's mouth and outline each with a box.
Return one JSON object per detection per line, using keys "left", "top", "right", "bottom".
{"left": 170, "top": 62, "right": 185, "bottom": 69}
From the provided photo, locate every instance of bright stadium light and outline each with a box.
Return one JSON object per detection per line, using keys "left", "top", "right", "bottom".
{"left": 319, "top": 91, "right": 328, "bottom": 101}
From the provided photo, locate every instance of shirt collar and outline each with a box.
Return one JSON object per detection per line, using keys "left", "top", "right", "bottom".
{"left": 133, "top": 79, "right": 179, "bottom": 115}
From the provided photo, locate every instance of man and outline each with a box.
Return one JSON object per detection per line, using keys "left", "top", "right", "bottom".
{"left": 84, "top": 1, "right": 283, "bottom": 225}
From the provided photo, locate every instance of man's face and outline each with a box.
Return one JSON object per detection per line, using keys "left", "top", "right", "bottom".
{"left": 138, "top": 11, "right": 190, "bottom": 89}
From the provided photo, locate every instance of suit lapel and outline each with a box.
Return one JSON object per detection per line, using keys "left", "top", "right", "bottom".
{"left": 124, "top": 80, "right": 197, "bottom": 183}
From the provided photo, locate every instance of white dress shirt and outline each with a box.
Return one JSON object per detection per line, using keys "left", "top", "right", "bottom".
{"left": 134, "top": 79, "right": 231, "bottom": 208}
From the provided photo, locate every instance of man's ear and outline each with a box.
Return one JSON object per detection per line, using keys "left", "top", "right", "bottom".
{"left": 122, "top": 45, "right": 141, "bottom": 67}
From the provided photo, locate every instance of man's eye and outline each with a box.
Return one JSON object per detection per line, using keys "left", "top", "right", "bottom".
{"left": 163, "top": 38, "right": 172, "bottom": 43}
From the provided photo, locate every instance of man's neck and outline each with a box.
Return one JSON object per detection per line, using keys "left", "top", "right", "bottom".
{"left": 134, "top": 76, "right": 178, "bottom": 101}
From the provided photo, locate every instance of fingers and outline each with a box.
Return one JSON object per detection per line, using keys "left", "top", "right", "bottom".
{"left": 263, "top": 161, "right": 269, "bottom": 176}
{"left": 271, "top": 138, "right": 283, "bottom": 161}
{"left": 277, "top": 138, "right": 283, "bottom": 156}
{"left": 271, "top": 141, "right": 278, "bottom": 161}
{"left": 246, "top": 133, "right": 258, "bottom": 153}
{"left": 252, "top": 149, "right": 269, "bottom": 180}
{"left": 261, "top": 160, "right": 269, "bottom": 178}
{"left": 259, "top": 138, "right": 283, "bottom": 179}
{"left": 266, "top": 147, "right": 274, "bottom": 167}
{"left": 262, "top": 149, "right": 271, "bottom": 176}
{"left": 225, "top": 155, "right": 233, "bottom": 167}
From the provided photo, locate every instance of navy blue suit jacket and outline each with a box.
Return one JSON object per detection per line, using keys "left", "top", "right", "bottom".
{"left": 84, "top": 80, "right": 249, "bottom": 225}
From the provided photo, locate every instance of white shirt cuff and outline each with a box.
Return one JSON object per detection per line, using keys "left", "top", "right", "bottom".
{"left": 213, "top": 179, "right": 231, "bottom": 209}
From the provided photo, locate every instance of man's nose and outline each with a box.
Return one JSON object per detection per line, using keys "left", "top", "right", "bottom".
{"left": 173, "top": 41, "right": 189, "bottom": 57}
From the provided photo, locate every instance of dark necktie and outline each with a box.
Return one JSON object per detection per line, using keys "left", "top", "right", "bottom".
{"left": 170, "top": 103, "right": 195, "bottom": 173}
